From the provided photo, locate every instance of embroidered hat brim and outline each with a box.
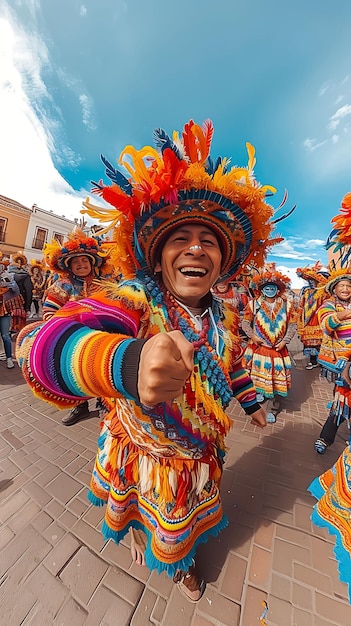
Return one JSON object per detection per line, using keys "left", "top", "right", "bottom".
{"left": 137, "top": 191, "right": 252, "bottom": 281}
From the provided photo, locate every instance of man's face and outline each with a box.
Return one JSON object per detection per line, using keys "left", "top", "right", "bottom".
{"left": 333, "top": 279, "right": 351, "bottom": 301}
{"left": 154, "top": 224, "right": 222, "bottom": 308}
{"left": 70, "top": 255, "right": 93, "bottom": 277}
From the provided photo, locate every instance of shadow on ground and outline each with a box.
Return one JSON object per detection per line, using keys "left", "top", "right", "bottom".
{"left": 196, "top": 419, "right": 347, "bottom": 585}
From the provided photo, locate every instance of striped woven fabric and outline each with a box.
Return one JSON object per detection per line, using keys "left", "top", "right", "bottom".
{"left": 17, "top": 278, "right": 259, "bottom": 576}
{"left": 308, "top": 445, "right": 351, "bottom": 603}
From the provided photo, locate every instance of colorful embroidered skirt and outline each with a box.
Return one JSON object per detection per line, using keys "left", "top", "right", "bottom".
{"left": 308, "top": 446, "right": 351, "bottom": 603}
{"left": 88, "top": 408, "right": 228, "bottom": 577}
{"left": 243, "top": 344, "right": 291, "bottom": 398}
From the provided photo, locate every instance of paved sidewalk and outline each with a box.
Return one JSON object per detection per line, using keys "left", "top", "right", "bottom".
{"left": 1, "top": 348, "right": 351, "bottom": 625}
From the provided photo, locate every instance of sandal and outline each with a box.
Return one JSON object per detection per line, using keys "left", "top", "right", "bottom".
{"left": 173, "top": 560, "right": 205, "bottom": 603}
{"left": 314, "top": 438, "right": 328, "bottom": 455}
{"left": 266, "top": 412, "right": 277, "bottom": 424}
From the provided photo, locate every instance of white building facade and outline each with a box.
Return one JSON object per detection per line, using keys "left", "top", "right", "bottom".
{"left": 24, "top": 204, "right": 80, "bottom": 262}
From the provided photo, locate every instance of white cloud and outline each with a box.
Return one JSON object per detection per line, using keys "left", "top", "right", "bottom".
{"left": 79, "top": 93, "right": 95, "bottom": 129}
{"left": 269, "top": 236, "right": 328, "bottom": 264}
{"left": 332, "top": 134, "right": 339, "bottom": 144}
{"left": 303, "top": 138, "right": 328, "bottom": 152}
{"left": 80, "top": 5, "right": 87, "bottom": 16}
{"left": 276, "top": 266, "right": 305, "bottom": 289}
{"left": 305, "top": 239, "right": 326, "bottom": 247}
{"left": 269, "top": 239, "right": 316, "bottom": 261}
{"left": 328, "top": 104, "right": 351, "bottom": 131}
{"left": 0, "top": 7, "right": 86, "bottom": 219}
{"left": 319, "top": 82, "right": 331, "bottom": 97}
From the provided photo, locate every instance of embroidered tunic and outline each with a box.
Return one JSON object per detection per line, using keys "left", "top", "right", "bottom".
{"left": 17, "top": 278, "right": 258, "bottom": 576}
{"left": 318, "top": 298, "right": 351, "bottom": 424}
{"left": 297, "top": 285, "right": 324, "bottom": 351}
{"left": 42, "top": 276, "right": 104, "bottom": 321}
{"left": 308, "top": 446, "right": 351, "bottom": 603}
{"left": 242, "top": 296, "right": 296, "bottom": 398}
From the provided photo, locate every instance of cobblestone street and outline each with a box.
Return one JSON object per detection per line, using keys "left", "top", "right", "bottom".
{"left": 1, "top": 338, "right": 351, "bottom": 625}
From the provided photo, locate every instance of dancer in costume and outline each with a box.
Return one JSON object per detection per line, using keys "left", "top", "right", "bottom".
{"left": 42, "top": 229, "right": 116, "bottom": 426}
{"left": 241, "top": 264, "right": 297, "bottom": 423}
{"left": 296, "top": 262, "right": 329, "bottom": 369}
{"left": 17, "top": 119, "right": 290, "bottom": 602}
{"left": 309, "top": 192, "right": 351, "bottom": 603}
{"left": 313, "top": 268, "right": 351, "bottom": 454}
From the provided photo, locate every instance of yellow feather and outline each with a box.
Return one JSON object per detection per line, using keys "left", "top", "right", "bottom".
{"left": 246, "top": 142, "right": 256, "bottom": 173}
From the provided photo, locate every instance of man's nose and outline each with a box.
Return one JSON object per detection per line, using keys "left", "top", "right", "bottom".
{"left": 187, "top": 242, "right": 203, "bottom": 254}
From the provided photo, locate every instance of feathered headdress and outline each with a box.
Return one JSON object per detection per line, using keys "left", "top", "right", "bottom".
{"left": 296, "top": 261, "right": 329, "bottom": 286}
{"left": 81, "top": 119, "right": 293, "bottom": 281}
{"left": 322, "top": 267, "right": 351, "bottom": 295}
{"left": 12, "top": 251, "right": 28, "bottom": 266}
{"left": 43, "top": 229, "right": 109, "bottom": 276}
{"left": 29, "top": 258, "right": 44, "bottom": 273}
{"left": 326, "top": 192, "right": 351, "bottom": 267}
{"left": 250, "top": 263, "right": 291, "bottom": 295}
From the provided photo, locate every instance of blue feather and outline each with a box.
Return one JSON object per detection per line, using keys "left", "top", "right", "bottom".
{"left": 272, "top": 205, "right": 296, "bottom": 224}
{"left": 153, "top": 128, "right": 182, "bottom": 159}
{"left": 207, "top": 156, "right": 224, "bottom": 176}
{"left": 206, "top": 156, "right": 215, "bottom": 175}
{"left": 91, "top": 180, "right": 103, "bottom": 190}
{"left": 100, "top": 154, "right": 132, "bottom": 196}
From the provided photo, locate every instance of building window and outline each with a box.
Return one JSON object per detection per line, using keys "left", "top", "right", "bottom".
{"left": 32, "top": 227, "right": 48, "bottom": 250}
{"left": 0, "top": 217, "right": 6, "bottom": 243}
{"left": 53, "top": 232, "right": 64, "bottom": 245}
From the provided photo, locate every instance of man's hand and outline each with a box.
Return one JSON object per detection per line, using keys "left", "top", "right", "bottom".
{"left": 138, "top": 330, "right": 194, "bottom": 406}
{"left": 337, "top": 309, "right": 351, "bottom": 321}
{"left": 249, "top": 407, "right": 267, "bottom": 428}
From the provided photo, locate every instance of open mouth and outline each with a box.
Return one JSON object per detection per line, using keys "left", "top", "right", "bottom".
{"left": 179, "top": 266, "right": 208, "bottom": 278}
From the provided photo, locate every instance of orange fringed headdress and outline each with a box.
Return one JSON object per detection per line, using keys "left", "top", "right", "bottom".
{"left": 250, "top": 263, "right": 291, "bottom": 295}
{"left": 296, "top": 261, "right": 329, "bottom": 286}
{"left": 326, "top": 192, "right": 351, "bottom": 268}
{"left": 322, "top": 267, "right": 351, "bottom": 295}
{"left": 81, "top": 119, "right": 293, "bottom": 282}
{"left": 43, "top": 229, "right": 113, "bottom": 277}
{"left": 12, "top": 251, "right": 28, "bottom": 266}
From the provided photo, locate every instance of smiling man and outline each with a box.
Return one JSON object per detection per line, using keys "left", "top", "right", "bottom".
{"left": 17, "top": 119, "right": 284, "bottom": 602}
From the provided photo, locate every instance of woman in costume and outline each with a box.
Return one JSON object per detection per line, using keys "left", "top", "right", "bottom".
{"left": 17, "top": 119, "right": 289, "bottom": 601}
{"left": 296, "top": 262, "right": 328, "bottom": 370}
{"left": 313, "top": 268, "right": 351, "bottom": 454}
{"left": 241, "top": 264, "right": 297, "bottom": 423}
{"left": 29, "top": 259, "right": 46, "bottom": 319}
{"left": 41, "top": 229, "right": 116, "bottom": 426}
{"left": 309, "top": 192, "right": 351, "bottom": 603}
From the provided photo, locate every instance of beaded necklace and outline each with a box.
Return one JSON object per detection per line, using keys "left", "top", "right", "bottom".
{"left": 140, "top": 272, "right": 233, "bottom": 408}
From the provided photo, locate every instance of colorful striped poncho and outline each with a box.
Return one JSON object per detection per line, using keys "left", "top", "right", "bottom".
{"left": 297, "top": 286, "right": 324, "bottom": 349}
{"left": 308, "top": 446, "right": 351, "bottom": 603}
{"left": 16, "top": 277, "right": 258, "bottom": 577}
{"left": 242, "top": 296, "right": 295, "bottom": 398}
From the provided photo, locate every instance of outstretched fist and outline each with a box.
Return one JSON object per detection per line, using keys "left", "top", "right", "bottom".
{"left": 138, "top": 330, "right": 194, "bottom": 406}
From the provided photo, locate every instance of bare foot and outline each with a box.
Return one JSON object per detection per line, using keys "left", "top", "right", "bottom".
{"left": 130, "top": 528, "right": 147, "bottom": 566}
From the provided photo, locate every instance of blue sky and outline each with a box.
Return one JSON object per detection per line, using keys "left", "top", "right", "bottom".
{"left": 1, "top": 0, "right": 351, "bottom": 286}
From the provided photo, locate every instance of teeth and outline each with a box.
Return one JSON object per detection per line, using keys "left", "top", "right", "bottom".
{"left": 180, "top": 267, "right": 207, "bottom": 275}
